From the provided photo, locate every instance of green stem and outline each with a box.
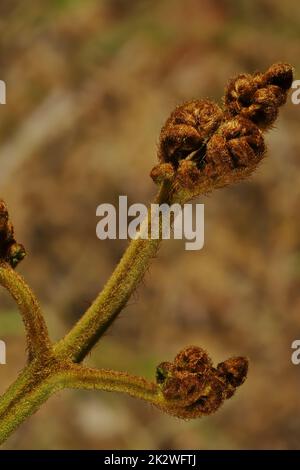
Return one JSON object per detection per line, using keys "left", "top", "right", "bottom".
{"left": 0, "top": 262, "right": 51, "bottom": 361}
{"left": 54, "top": 182, "right": 172, "bottom": 362}
{"left": 0, "top": 361, "right": 163, "bottom": 445}
{"left": 0, "top": 180, "right": 187, "bottom": 444}
{"left": 65, "top": 364, "right": 162, "bottom": 404}
{"left": 0, "top": 358, "right": 66, "bottom": 445}
{"left": 0, "top": 182, "right": 174, "bottom": 444}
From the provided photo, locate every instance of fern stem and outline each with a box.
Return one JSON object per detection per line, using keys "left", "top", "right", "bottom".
{"left": 0, "top": 262, "right": 51, "bottom": 361}
{"left": 54, "top": 181, "right": 172, "bottom": 362}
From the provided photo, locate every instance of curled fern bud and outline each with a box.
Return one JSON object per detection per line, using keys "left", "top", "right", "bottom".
{"left": 174, "top": 345, "right": 212, "bottom": 374}
{"left": 156, "top": 346, "right": 248, "bottom": 419}
{"left": 151, "top": 63, "right": 292, "bottom": 203}
{"left": 264, "top": 62, "right": 294, "bottom": 90}
{"left": 173, "top": 116, "right": 265, "bottom": 197}
{"left": 158, "top": 99, "right": 223, "bottom": 166}
{"left": 157, "top": 361, "right": 206, "bottom": 406}
{"left": 0, "top": 200, "right": 26, "bottom": 268}
{"left": 205, "top": 116, "right": 265, "bottom": 173}
{"left": 224, "top": 62, "right": 293, "bottom": 129}
{"left": 217, "top": 356, "right": 248, "bottom": 399}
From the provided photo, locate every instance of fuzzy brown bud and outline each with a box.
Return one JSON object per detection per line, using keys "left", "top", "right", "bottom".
{"left": 158, "top": 99, "right": 223, "bottom": 166}
{"left": 156, "top": 346, "right": 248, "bottom": 419}
{"left": 150, "top": 162, "right": 175, "bottom": 185}
{"left": 171, "top": 116, "right": 265, "bottom": 200}
{"left": 217, "top": 356, "right": 248, "bottom": 399}
{"left": 151, "top": 63, "right": 292, "bottom": 202}
{"left": 0, "top": 200, "right": 26, "bottom": 268}
{"left": 174, "top": 345, "right": 212, "bottom": 374}
{"left": 264, "top": 62, "right": 294, "bottom": 90}
{"left": 206, "top": 116, "right": 265, "bottom": 170}
{"left": 224, "top": 63, "right": 293, "bottom": 129}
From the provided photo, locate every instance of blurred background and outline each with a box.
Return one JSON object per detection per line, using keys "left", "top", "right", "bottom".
{"left": 1, "top": 0, "right": 300, "bottom": 450}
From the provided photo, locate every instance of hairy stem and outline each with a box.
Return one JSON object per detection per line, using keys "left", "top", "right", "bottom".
{"left": 65, "top": 364, "right": 161, "bottom": 404}
{"left": 0, "top": 182, "right": 173, "bottom": 444}
{"left": 0, "top": 358, "right": 67, "bottom": 445}
{"left": 0, "top": 362, "right": 161, "bottom": 445}
{"left": 54, "top": 181, "right": 173, "bottom": 362}
{"left": 0, "top": 262, "right": 51, "bottom": 361}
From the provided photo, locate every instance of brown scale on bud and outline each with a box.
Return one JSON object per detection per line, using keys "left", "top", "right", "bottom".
{"left": 151, "top": 162, "right": 175, "bottom": 185}
{"left": 151, "top": 63, "right": 293, "bottom": 202}
{"left": 224, "top": 63, "right": 293, "bottom": 129}
{"left": 0, "top": 200, "right": 26, "bottom": 268}
{"left": 156, "top": 346, "right": 248, "bottom": 419}
{"left": 174, "top": 345, "right": 212, "bottom": 374}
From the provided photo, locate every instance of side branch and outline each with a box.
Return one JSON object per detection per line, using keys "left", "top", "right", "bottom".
{"left": 0, "top": 262, "right": 51, "bottom": 361}
{"left": 61, "top": 344, "right": 248, "bottom": 421}
{"left": 64, "top": 364, "right": 161, "bottom": 405}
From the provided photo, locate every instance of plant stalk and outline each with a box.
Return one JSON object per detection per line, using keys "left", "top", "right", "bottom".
{"left": 54, "top": 181, "right": 173, "bottom": 362}
{"left": 0, "top": 263, "right": 51, "bottom": 361}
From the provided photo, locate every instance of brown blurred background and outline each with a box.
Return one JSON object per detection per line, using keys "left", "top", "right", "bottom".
{"left": 1, "top": 0, "right": 300, "bottom": 450}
